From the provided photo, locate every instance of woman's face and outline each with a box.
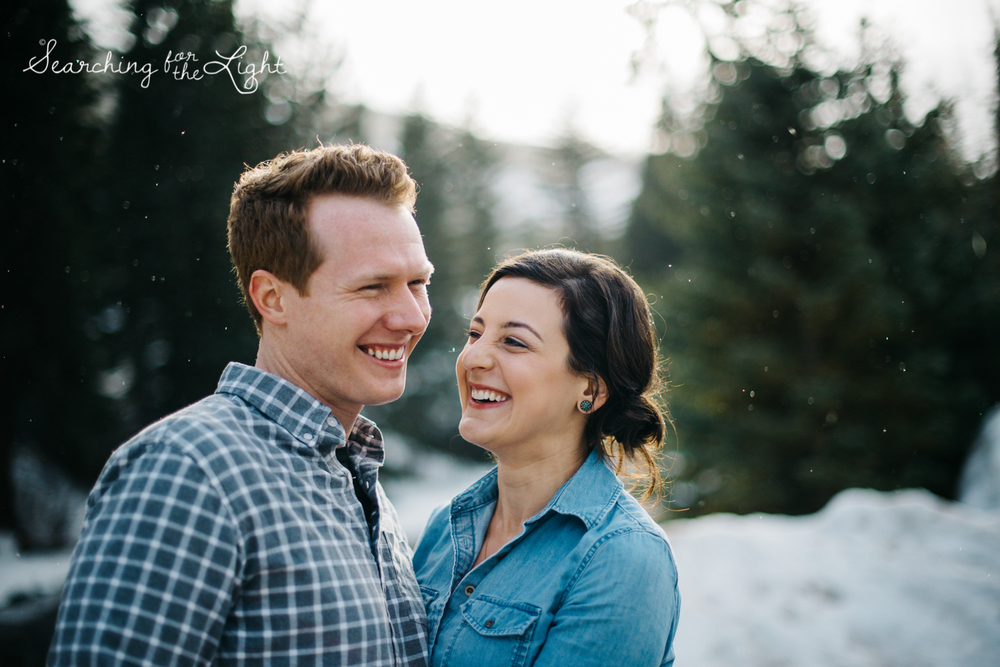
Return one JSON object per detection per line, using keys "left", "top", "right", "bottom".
{"left": 456, "top": 277, "right": 592, "bottom": 460}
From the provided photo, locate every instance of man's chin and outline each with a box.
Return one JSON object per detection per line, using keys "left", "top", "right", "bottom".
{"left": 362, "top": 385, "right": 407, "bottom": 407}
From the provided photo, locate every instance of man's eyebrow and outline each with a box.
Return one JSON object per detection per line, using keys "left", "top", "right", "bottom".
{"left": 471, "top": 316, "right": 543, "bottom": 341}
{"left": 358, "top": 262, "right": 435, "bottom": 283}
{"left": 411, "top": 261, "right": 435, "bottom": 280}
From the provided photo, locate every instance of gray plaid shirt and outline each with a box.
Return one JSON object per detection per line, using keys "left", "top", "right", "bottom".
{"left": 48, "top": 362, "right": 429, "bottom": 666}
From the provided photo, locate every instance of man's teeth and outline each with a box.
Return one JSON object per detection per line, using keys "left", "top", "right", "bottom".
{"left": 366, "top": 347, "right": 404, "bottom": 361}
{"left": 470, "top": 388, "right": 509, "bottom": 403}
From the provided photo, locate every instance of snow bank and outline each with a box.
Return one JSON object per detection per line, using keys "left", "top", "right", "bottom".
{"left": 0, "top": 534, "right": 72, "bottom": 609}
{"left": 958, "top": 405, "right": 1000, "bottom": 510}
{"left": 664, "top": 487, "right": 1000, "bottom": 667}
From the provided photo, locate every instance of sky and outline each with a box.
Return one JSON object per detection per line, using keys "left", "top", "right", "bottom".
{"left": 71, "top": 0, "right": 1000, "bottom": 161}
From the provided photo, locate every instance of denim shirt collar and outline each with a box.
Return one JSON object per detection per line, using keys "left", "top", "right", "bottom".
{"left": 215, "top": 362, "right": 385, "bottom": 466}
{"left": 451, "top": 448, "right": 622, "bottom": 531}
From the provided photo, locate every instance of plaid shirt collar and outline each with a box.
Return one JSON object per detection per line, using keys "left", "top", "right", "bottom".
{"left": 216, "top": 362, "right": 386, "bottom": 465}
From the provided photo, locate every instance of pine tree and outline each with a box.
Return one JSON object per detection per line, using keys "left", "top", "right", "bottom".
{"left": 2, "top": 0, "right": 103, "bottom": 539}
{"left": 628, "top": 56, "right": 999, "bottom": 515}
{"left": 9, "top": 0, "right": 319, "bottom": 496}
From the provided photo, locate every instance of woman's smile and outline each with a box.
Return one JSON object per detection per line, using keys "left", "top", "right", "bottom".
{"left": 456, "top": 277, "right": 591, "bottom": 456}
{"left": 468, "top": 384, "right": 511, "bottom": 407}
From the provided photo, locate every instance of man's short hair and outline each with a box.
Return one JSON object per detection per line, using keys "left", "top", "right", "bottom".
{"left": 227, "top": 143, "right": 417, "bottom": 332}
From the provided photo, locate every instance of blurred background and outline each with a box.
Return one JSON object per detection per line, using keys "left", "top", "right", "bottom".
{"left": 2, "top": 0, "right": 999, "bottom": 663}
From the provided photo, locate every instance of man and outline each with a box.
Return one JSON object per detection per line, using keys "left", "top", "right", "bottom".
{"left": 48, "top": 144, "right": 434, "bottom": 666}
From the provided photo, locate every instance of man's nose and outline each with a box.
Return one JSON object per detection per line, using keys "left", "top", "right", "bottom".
{"left": 386, "top": 288, "right": 431, "bottom": 333}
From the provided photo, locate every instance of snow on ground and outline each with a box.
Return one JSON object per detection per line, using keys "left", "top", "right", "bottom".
{"left": 3, "top": 417, "right": 999, "bottom": 666}
{"left": 0, "top": 534, "right": 72, "bottom": 610}
{"left": 959, "top": 406, "right": 1000, "bottom": 511}
{"left": 664, "top": 488, "right": 1000, "bottom": 667}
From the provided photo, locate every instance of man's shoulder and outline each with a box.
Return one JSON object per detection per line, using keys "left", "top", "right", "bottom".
{"left": 107, "top": 392, "right": 271, "bottom": 474}
{"left": 142, "top": 391, "right": 258, "bottom": 446}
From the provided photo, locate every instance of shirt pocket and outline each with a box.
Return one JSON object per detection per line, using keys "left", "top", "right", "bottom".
{"left": 457, "top": 596, "right": 541, "bottom": 667}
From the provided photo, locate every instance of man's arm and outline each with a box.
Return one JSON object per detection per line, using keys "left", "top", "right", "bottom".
{"left": 48, "top": 445, "right": 240, "bottom": 666}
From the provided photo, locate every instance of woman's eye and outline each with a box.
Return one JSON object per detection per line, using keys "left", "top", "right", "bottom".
{"left": 466, "top": 329, "right": 482, "bottom": 340}
{"left": 503, "top": 337, "right": 527, "bottom": 349}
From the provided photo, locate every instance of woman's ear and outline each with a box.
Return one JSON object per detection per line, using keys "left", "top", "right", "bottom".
{"left": 249, "top": 269, "right": 290, "bottom": 326}
{"left": 581, "top": 376, "right": 608, "bottom": 413}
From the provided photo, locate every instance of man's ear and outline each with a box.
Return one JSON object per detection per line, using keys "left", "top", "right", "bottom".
{"left": 249, "top": 269, "right": 290, "bottom": 326}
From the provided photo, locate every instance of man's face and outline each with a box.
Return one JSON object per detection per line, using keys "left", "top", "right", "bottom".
{"left": 275, "top": 194, "right": 433, "bottom": 428}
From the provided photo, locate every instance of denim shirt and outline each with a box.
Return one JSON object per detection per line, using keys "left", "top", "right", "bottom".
{"left": 412, "top": 449, "right": 679, "bottom": 667}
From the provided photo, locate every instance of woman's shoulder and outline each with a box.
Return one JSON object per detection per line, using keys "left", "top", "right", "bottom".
{"left": 568, "top": 497, "right": 679, "bottom": 600}
{"left": 587, "top": 489, "right": 676, "bottom": 564}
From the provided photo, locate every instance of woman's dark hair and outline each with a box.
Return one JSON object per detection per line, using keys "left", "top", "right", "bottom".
{"left": 478, "top": 248, "right": 670, "bottom": 500}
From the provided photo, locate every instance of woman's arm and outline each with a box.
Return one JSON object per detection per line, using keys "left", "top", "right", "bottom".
{"left": 532, "top": 528, "right": 680, "bottom": 667}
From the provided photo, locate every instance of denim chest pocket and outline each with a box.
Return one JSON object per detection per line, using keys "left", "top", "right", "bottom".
{"left": 452, "top": 596, "right": 541, "bottom": 667}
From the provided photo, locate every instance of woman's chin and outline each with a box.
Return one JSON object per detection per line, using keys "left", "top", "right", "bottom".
{"left": 458, "top": 418, "right": 492, "bottom": 451}
{"left": 457, "top": 420, "right": 477, "bottom": 445}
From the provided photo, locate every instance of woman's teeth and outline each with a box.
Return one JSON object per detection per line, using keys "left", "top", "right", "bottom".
{"left": 470, "top": 389, "right": 509, "bottom": 403}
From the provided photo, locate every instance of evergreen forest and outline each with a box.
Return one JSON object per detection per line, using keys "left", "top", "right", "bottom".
{"left": 2, "top": 0, "right": 998, "bottom": 551}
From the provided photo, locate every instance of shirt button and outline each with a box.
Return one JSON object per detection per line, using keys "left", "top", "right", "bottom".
{"left": 464, "top": 585, "right": 475, "bottom": 596}
{"left": 302, "top": 432, "right": 314, "bottom": 441}
{"left": 484, "top": 619, "right": 494, "bottom": 628}
{"left": 326, "top": 416, "right": 338, "bottom": 427}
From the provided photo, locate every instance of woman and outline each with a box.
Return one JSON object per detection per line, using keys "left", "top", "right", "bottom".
{"left": 413, "top": 249, "right": 680, "bottom": 667}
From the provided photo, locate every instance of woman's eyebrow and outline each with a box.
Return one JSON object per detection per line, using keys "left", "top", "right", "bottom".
{"left": 471, "top": 316, "right": 543, "bottom": 341}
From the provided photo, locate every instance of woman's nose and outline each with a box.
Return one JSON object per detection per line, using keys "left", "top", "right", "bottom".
{"left": 459, "top": 338, "right": 493, "bottom": 371}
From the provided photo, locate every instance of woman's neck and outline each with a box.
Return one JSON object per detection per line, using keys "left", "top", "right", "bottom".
{"left": 494, "top": 446, "right": 588, "bottom": 524}
{"left": 473, "top": 443, "right": 589, "bottom": 567}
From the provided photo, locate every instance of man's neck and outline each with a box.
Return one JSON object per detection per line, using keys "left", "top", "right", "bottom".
{"left": 254, "top": 345, "right": 360, "bottom": 433}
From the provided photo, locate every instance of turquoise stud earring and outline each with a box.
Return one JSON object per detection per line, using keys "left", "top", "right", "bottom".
{"left": 579, "top": 400, "right": 593, "bottom": 413}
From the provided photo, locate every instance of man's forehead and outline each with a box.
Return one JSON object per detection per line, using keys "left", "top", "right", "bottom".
{"left": 325, "top": 242, "right": 433, "bottom": 283}
{"left": 307, "top": 196, "right": 428, "bottom": 259}
{"left": 308, "top": 195, "right": 411, "bottom": 231}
